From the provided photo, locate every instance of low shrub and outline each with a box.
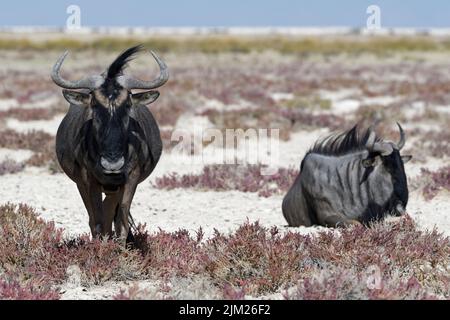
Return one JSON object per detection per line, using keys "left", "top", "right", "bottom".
{"left": 1, "top": 204, "right": 449, "bottom": 300}
{"left": 153, "top": 164, "right": 299, "bottom": 197}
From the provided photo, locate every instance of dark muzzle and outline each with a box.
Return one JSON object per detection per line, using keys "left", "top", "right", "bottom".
{"left": 101, "top": 156, "right": 125, "bottom": 174}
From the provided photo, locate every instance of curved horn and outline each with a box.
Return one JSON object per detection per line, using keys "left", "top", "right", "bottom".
{"left": 365, "top": 126, "right": 394, "bottom": 156}
{"left": 51, "top": 51, "right": 104, "bottom": 90}
{"left": 396, "top": 122, "right": 405, "bottom": 150}
{"left": 365, "top": 127, "right": 376, "bottom": 149}
{"left": 117, "top": 50, "right": 169, "bottom": 90}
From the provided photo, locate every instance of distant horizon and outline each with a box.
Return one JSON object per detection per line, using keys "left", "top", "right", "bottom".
{"left": 2, "top": 25, "right": 450, "bottom": 33}
{"left": 3, "top": 25, "right": 450, "bottom": 37}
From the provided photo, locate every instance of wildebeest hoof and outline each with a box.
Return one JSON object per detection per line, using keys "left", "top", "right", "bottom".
{"left": 348, "top": 220, "right": 362, "bottom": 227}
{"left": 335, "top": 220, "right": 362, "bottom": 228}
{"left": 95, "top": 224, "right": 102, "bottom": 235}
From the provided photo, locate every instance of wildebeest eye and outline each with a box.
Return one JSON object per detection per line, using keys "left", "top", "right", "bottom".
{"left": 362, "top": 157, "right": 377, "bottom": 168}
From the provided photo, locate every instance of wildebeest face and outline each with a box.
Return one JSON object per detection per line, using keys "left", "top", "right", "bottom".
{"left": 91, "top": 87, "right": 130, "bottom": 175}
{"left": 53, "top": 45, "right": 168, "bottom": 187}
{"left": 62, "top": 87, "right": 159, "bottom": 180}
{"left": 381, "top": 148, "right": 412, "bottom": 215}
{"left": 362, "top": 125, "right": 412, "bottom": 215}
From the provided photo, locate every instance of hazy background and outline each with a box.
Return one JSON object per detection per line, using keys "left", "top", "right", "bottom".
{"left": 0, "top": 0, "right": 449, "bottom": 28}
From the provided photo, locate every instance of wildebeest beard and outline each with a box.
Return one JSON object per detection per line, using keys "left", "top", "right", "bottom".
{"left": 74, "top": 114, "right": 148, "bottom": 189}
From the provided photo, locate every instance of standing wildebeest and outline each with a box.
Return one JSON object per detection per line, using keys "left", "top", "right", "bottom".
{"left": 282, "top": 124, "right": 412, "bottom": 228}
{"left": 52, "top": 45, "right": 168, "bottom": 241}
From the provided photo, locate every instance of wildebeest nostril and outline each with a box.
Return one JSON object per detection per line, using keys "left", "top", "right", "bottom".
{"left": 101, "top": 156, "right": 125, "bottom": 172}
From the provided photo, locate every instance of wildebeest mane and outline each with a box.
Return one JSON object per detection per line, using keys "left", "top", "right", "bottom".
{"left": 307, "top": 125, "right": 383, "bottom": 157}
{"left": 106, "top": 44, "right": 143, "bottom": 80}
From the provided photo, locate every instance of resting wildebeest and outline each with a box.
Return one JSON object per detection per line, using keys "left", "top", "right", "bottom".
{"left": 51, "top": 45, "right": 168, "bottom": 242}
{"left": 282, "top": 124, "right": 412, "bottom": 228}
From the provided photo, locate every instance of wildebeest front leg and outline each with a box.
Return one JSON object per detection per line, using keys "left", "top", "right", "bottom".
{"left": 76, "top": 183, "right": 96, "bottom": 236}
{"left": 76, "top": 182, "right": 105, "bottom": 237}
{"left": 103, "top": 190, "right": 123, "bottom": 237}
{"left": 114, "top": 177, "right": 139, "bottom": 243}
{"left": 88, "top": 183, "right": 104, "bottom": 237}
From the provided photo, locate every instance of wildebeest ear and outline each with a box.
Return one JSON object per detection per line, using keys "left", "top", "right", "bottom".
{"left": 362, "top": 157, "right": 376, "bottom": 168}
{"left": 401, "top": 155, "right": 412, "bottom": 163}
{"left": 62, "top": 89, "right": 91, "bottom": 106}
{"left": 131, "top": 91, "right": 160, "bottom": 106}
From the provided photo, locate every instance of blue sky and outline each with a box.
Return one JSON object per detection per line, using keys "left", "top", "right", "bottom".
{"left": 0, "top": 0, "right": 449, "bottom": 28}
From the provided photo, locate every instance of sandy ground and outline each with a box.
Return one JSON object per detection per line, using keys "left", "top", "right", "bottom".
{"left": 0, "top": 148, "right": 33, "bottom": 163}
{"left": 6, "top": 115, "right": 64, "bottom": 135}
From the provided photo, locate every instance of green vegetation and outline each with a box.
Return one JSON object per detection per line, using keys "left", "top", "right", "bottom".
{"left": 282, "top": 95, "right": 332, "bottom": 110}
{"left": 1, "top": 35, "right": 450, "bottom": 55}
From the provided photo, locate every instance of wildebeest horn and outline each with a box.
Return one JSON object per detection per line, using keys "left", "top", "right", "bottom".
{"left": 365, "top": 129, "right": 376, "bottom": 149}
{"left": 51, "top": 51, "right": 104, "bottom": 89}
{"left": 397, "top": 122, "right": 405, "bottom": 150}
{"left": 366, "top": 129, "right": 393, "bottom": 155}
{"left": 116, "top": 51, "right": 169, "bottom": 90}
